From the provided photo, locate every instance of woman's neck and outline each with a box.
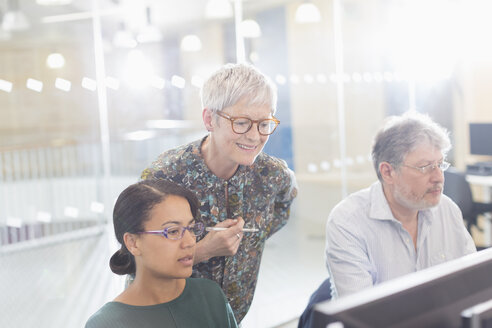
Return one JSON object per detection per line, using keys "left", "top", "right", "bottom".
{"left": 115, "top": 275, "right": 186, "bottom": 306}
{"left": 201, "top": 135, "right": 238, "bottom": 180}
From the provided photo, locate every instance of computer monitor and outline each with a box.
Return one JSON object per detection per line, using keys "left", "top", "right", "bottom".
{"left": 470, "top": 123, "right": 492, "bottom": 156}
{"left": 462, "top": 299, "right": 492, "bottom": 328}
{"left": 314, "top": 248, "right": 492, "bottom": 328}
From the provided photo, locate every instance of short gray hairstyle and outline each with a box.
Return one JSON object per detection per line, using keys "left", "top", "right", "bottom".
{"left": 372, "top": 111, "right": 451, "bottom": 181}
{"left": 200, "top": 63, "right": 277, "bottom": 114}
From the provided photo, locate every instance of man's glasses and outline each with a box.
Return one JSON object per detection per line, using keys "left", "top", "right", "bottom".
{"left": 137, "top": 222, "right": 204, "bottom": 240}
{"left": 216, "top": 111, "right": 280, "bottom": 136}
{"left": 401, "top": 161, "right": 451, "bottom": 175}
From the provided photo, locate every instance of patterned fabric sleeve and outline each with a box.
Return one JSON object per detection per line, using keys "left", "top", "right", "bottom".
{"left": 266, "top": 158, "right": 298, "bottom": 239}
{"left": 140, "top": 167, "right": 156, "bottom": 180}
{"left": 140, "top": 154, "right": 162, "bottom": 181}
{"left": 140, "top": 150, "right": 180, "bottom": 182}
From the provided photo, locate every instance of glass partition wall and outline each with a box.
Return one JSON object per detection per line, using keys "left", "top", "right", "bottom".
{"left": 2, "top": 0, "right": 492, "bottom": 327}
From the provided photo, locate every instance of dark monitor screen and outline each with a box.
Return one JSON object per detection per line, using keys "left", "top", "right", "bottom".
{"left": 462, "top": 299, "right": 492, "bottom": 328}
{"left": 314, "top": 248, "right": 492, "bottom": 328}
{"left": 470, "top": 123, "right": 492, "bottom": 156}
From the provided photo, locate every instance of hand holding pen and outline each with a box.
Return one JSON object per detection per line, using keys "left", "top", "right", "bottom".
{"left": 194, "top": 217, "right": 245, "bottom": 263}
{"left": 206, "top": 227, "right": 259, "bottom": 233}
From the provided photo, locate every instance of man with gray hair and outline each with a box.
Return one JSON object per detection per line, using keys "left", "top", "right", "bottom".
{"left": 325, "top": 112, "right": 476, "bottom": 297}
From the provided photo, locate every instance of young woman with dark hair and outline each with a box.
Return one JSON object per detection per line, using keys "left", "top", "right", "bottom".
{"left": 85, "top": 180, "right": 237, "bottom": 328}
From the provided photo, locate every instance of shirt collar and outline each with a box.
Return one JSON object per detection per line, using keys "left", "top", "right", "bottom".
{"left": 369, "top": 181, "right": 397, "bottom": 222}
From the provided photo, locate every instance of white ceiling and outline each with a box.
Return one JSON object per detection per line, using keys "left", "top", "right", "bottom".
{"left": 18, "top": 0, "right": 299, "bottom": 28}
{"left": 3, "top": 0, "right": 299, "bottom": 45}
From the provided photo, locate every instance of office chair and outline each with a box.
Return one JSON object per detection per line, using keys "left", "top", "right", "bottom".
{"left": 298, "top": 277, "right": 335, "bottom": 328}
{"left": 443, "top": 166, "right": 492, "bottom": 234}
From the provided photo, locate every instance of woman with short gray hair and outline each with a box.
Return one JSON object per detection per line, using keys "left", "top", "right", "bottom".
{"left": 141, "top": 63, "right": 297, "bottom": 323}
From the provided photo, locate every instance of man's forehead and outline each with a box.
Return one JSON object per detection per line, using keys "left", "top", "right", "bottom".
{"left": 405, "top": 143, "right": 443, "bottom": 162}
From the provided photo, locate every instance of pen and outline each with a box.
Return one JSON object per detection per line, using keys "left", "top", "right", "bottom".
{"left": 205, "top": 227, "right": 259, "bottom": 232}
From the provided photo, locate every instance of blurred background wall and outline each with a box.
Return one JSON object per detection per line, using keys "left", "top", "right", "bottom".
{"left": 1, "top": 0, "right": 492, "bottom": 327}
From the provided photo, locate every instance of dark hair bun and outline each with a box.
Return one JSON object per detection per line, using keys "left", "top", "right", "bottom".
{"left": 109, "top": 248, "right": 136, "bottom": 275}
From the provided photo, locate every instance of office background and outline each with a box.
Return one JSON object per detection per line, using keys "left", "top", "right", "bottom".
{"left": 1, "top": 0, "right": 492, "bottom": 327}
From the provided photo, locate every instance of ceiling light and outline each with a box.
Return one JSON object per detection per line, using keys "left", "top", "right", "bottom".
{"left": 149, "top": 76, "right": 165, "bottom": 89}
{"left": 113, "top": 23, "right": 137, "bottom": 48}
{"left": 191, "top": 75, "right": 204, "bottom": 88}
{"left": 137, "top": 7, "right": 162, "bottom": 43}
{"left": 105, "top": 76, "right": 120, "bottom": 90}
{"left": 136, "top": 25, "right": 162, "bottom": 43}
{"left": 205, "top": 0, "right": 233, "bottom": 19}
{"left": 320, "top": 161, "right": 331, "bottom": 171}
{"left": 295, "top": 2, "right": 321, "bottom": 23}
{"left": 36, "top": 211, "right": 52, "bottom": 223}
{"left": 146, "top": 120, "right": 195, "bottom": 129}
{"left": 171, "top": 75, "right": 186, "bottom": 89}
{"left": 249, "top": 51, "right": 259, "bottom": 62}
{"left": 307, "top": 163, "right": 318, "bottom": 173}
{"left": 6, "top": 217, "right": 22, "bottom": 228}
{"left": 0, "top": 79, "right": 13, "bottom": 92}
{"left": 2, "top": 5, "right": 30, "bottom": 31}
{"left": 275, "top": 74, "right": 286, "bottom": 85}
{"left": 303, "top": 74, "right": 314, "bottom": 84}
{"left": 81, "top": 77, "right": 97, "bottom": 91}
{"left": 36, "top": 0, "right": 72, "bottom": 5}
{"left": 124, "top": 130, "right": 156, "bottom": 141}
{"left": 64, "top": 206, "right": 79, "bottom": 218}
{"left": 373, "top": 72, "right": 383, "bottom": 83}
{"left": 26, "top": 78, "right": 43, "bottom": 92}
{"left": 363, "top": 72, "right": 373, "bottom": 83}
{"left": 384, "top": 72, "right": 394, "bottom": 82}
{"left": 290, "top": 74, "right": 300, "bottom": 84}
{"left": 55, "top": 78, "right": 71, "bottom": 91}
{"left": 240, "top": 19, "right": 261, "bottom": 38}
{"left": 352, "top": 73, "right": 362, "bottom": 83}
{"left": 90, "top": 202, "right": 105, "bottom": 214}
{"left": 181, "top": 34, "right": 202, "bottom": 52}
{"left": 113, "top": 30, "right": 137, "bottom": 48}
{"left": 46, "top": 52, "right": 65, "bottom": 69}
{"left": 123, "top": 49, "right": 154, "bottom": 89}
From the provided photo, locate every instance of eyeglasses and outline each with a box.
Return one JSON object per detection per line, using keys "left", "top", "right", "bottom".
{"left": 401, "top": 161, "right": 450, "bottom": 175}
{"left": 216, "top": 111, "right": 280, "bottom": 136}
{"left": 137, "top": 222, "right": 204, "bottom": 240}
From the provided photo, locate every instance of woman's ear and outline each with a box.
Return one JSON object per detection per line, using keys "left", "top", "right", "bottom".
{"left": 202, "top": 108, "right": 214, "bottom": 132}
{"left": 379, "top": 161, "right": 395, "bottom": 184}
{"left": 124, "top": 232, "right": 141, "bottom": 256}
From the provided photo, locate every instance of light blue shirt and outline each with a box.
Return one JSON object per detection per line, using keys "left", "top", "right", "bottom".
{"left": 325, "top": 181, "right": 477, "bottom": 297}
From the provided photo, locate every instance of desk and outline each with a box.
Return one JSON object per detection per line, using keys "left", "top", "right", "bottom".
{"left": 466, "top": 174, "right": 492, "bottom": 188}
{"left": 466, "top": 174, "right": 492, "bottom": 246}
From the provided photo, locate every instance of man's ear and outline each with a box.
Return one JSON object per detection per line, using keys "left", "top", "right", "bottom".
{"left": 379, "top": 162, "right": 395, "bottom": 184}
{"left": 202, "top": 108, "right": 214, "bottom": 132}
{"left": 124, "top": 232, "right": 141, "bottom": 256}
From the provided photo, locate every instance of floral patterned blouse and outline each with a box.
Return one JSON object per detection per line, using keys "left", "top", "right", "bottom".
{"left": 141, "top": 136, "right": 298, "bottom": 322}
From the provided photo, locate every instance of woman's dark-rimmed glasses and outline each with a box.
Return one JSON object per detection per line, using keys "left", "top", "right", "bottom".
{"left": 216, "top": 110, "right": 280, "bottom": 136}
{"left": 137, "top": 222, "right": 204, "bottom": 240}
